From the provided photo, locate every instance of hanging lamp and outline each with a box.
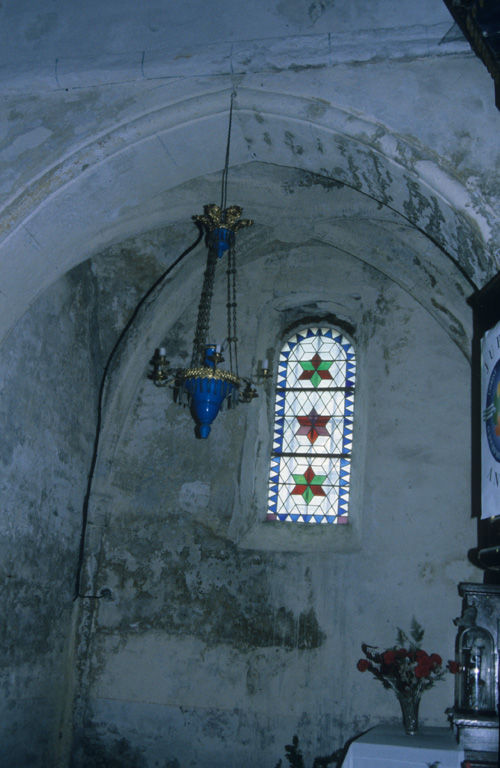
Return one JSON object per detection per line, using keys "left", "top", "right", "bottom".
{"left": 150, "top": 93, "right": 269, "bottom": 437}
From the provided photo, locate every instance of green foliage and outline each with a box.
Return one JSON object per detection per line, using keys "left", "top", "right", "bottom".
{"left": 284, "top": 736, "right": 305, "bottom": 768}
{"left": 396, "top": 617, "right": 425, "bottom": 649}
{"left": 410, "top": 618, "right": 425, "bottom": 645}
{"left": 274, "top": 735, "right": 342, "bottom": 768}
{"left": 312, "top": 751, "right": 343, "bottom": 768}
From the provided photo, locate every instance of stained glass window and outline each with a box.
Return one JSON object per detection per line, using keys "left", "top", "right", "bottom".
{"left": 267, "top": 327, "right": 355, "bottom": 524}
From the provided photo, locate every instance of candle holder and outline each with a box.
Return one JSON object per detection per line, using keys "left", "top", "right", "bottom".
{"left": 149, "top": 348, "right": 173, "bottom": 387}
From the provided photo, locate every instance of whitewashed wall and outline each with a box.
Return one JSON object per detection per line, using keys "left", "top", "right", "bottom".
{"left": 69, "top": 232, "right": 480, "bottom": 767}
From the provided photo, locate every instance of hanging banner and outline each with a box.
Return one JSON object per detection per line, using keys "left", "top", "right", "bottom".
{"left": 481, "top": 319, "right": 500, "bottom": 519}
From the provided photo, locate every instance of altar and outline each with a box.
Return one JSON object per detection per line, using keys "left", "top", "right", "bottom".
{"left": 342, "top": 724, "right": 465, "bottom": 768}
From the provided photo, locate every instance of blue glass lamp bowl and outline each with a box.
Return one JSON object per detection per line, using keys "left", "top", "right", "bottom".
{"left": 184, "top": 372, "right": 237, "bottom": 438}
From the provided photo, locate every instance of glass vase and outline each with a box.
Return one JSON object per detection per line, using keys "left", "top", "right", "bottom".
{"left": 396, "top": 691, "right": 421, "bottom": 735}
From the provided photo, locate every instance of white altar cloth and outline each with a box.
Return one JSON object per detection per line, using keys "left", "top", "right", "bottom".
{"left": 342, "top": 724, "right": 465, "bottom": 768}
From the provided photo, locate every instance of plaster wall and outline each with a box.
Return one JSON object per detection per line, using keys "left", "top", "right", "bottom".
{"left": 0, "top": 230, "right": 184, "bottom": 767}
{"left": 69, "top": 235, "right": 481, "bottom": 767}
{"left": 0, "top": 263, "right": 102, "bottom": 766}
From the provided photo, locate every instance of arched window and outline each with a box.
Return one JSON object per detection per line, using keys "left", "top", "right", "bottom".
{"left": 267, "top": 327, "right": 355, "bottom": 524}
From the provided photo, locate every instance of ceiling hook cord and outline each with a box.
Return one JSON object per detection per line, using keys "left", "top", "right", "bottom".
{"left": 220, "top": 90, "right": 236, "bottom": 217}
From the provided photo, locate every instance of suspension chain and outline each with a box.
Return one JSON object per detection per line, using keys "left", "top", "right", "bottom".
{"left": 191, "top": 244, "right": 218, "bottom": 367}
{"left": 225, "top": 242, "right": 239, "bottom": 376}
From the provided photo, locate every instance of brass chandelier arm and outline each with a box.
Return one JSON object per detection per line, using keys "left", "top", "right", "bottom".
{"left": 183, "top": 366, "right": 240, "bottom": 385}
{"left": 192, "top": 204, "right": 253, "bottom": 234}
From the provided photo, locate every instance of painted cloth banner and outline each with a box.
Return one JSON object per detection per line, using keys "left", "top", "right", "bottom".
{"left": 481, "top": 319, "right": 500, "bottom": 519}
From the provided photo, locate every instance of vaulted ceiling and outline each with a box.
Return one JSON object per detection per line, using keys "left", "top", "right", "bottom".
{"left": 1, "top": 1, "right": 499, "bottom": 355}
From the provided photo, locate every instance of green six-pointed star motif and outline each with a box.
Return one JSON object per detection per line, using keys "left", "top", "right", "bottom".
{"left": 298, "top": 353, "right": 333, "bottom": 388}
{"left": 291, "top": 466, "right": 327, "bottom": 504}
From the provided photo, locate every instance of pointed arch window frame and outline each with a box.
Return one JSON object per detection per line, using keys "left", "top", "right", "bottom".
{"left": 267, "top": 326, "right": 356, "bottom": 525}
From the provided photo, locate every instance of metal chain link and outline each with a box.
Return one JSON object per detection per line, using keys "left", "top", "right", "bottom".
{"left": 231, "top": 243, "right": 239, "bottom": 378}
{"left": 226, "top": 245, "right": 234, "bottom": 372}
{"left": 225, "top": 241, "right": 239, "bottom": 376}
{"left": 191, "top": 245, "right": 218, "bottom": 367}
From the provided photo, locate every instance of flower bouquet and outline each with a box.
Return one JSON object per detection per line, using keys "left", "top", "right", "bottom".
{"left": 357, "top": 618, "right": 448, "bottom": 734}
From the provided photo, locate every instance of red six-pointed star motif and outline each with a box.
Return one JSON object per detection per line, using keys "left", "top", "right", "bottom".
{"left": 296, "top": 407, "right": 331, "bottom": 444}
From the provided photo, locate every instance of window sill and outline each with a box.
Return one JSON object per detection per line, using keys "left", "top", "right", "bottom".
{"left": 236, "top": 517, "right": 361, "bottom": 553}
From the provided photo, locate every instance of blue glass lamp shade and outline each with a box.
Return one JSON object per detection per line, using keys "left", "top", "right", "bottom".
{"left": 209, "top": 227, "right": 234, "bottom": 257}
{"left": 184, "top": 371, "right": 238, "bottom": 438}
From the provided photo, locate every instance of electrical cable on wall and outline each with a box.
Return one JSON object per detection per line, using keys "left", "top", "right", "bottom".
{"left": 73, "top": 223, "right": 204, "bottom": 601}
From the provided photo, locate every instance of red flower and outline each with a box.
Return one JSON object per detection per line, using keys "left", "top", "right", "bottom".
{"left": 415, "top": 650, "right": 429, "bottom": 661}
{"left": 414, "top": 651, "right": 434, "bottom": 678}
{"left": 415, "top": 662, "right": 432, "bottom": 678}
{"left": 447, "top": 660, "right": 460, "bottom": 674}
{"left": 357, "top": 623, "right": 447, "bottom": 693}
{"left": 357, "top": 659, "right": 371, "bottom": 672}
{"left": 382, "top": 650, "right": 397, "bottom": 665}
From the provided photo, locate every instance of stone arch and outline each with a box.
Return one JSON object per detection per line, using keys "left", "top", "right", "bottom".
{"left": 0, "top": 86, "right": 495, "bottom": 348}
